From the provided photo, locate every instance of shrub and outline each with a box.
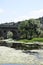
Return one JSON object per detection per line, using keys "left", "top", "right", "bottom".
{"left": 7, "top": 31, "right": 13, "bottom": 39}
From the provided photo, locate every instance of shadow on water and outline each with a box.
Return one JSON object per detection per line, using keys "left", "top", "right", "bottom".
{"left": 22, "top": 50, "right": 39, "bottom": 55}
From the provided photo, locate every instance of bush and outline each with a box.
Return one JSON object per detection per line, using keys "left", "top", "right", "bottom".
{"left": 7, "top": 31, "right": 13, "bottom": 39}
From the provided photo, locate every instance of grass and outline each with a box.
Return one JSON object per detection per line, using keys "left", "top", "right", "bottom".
{"left": 0, "top": 38, "right": 43, "bottom": 44}
{"left": 17, "top": 38, "right": 43, "bottom": 43}
{"left": 33, "top": 38, "right": 43, "bottom": 42}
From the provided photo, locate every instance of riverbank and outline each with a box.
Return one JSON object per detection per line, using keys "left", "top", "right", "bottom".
{"left": 0, "top": 39, "right": 43, "bottom": 50}
{"left": 0, "top": 46, "right": 43, "bottom": 65}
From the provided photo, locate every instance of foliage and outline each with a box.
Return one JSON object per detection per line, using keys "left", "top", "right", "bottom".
{"left": 40, "top": 30, "right": 43, "bottom": 37}
{"left": 18, "top": 38, "right": 43, "bottom": 43}
{"left": 0, "top": 17, "right": 42, "bottom": 39}
{"left": 18, "top": 19, "right": 41, "bottom": 39}
{"left": 18, "top": 20, "right": 28, "bottom": 39}
{"left": 7, "top": 31, "right": 13, "bottom": 39}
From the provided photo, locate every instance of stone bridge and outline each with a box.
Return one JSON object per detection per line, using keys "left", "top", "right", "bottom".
{"left": 0, "top": 24, "right": 19, "bottom": 39}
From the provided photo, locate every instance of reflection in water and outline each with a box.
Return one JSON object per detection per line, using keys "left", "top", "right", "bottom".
{"left": 22, "top": 50, "right": 39, "bottom": 54}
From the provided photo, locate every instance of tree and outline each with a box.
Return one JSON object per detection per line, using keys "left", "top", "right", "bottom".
{"left": 18, "top": 20, "right": 29, "bottom": 39}
{"left": 18, "top": 19, "right": 41, "bottom": 39}
{"left": 28, "top": 19, "right": 41, "bottom": 38}
{"left": 7, "top": 31, "right": 13, "bottom": 39}
{"left": 40, "top": 30, "right": 43, "bottom": 37}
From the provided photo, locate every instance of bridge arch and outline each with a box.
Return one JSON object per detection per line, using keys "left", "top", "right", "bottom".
{"left": 0, "top": 26, "right": 19, "bottom": 39}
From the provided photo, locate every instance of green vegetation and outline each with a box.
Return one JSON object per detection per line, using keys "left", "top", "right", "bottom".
{"left": 32, "top": 38, "right": 43, "bottom": 42}
{"left": 0, "top": 17, "right": 43, "bottom": 40}
{"left": 18, "top": 19, "right": 41, "bottom": 39}
{"left": 7, "top": 31, "right": 13, "bottom": 39}
{"left": 18, "top": 38, "right": 43, "bottom": 43}
{"left": 0, "top": 37, "right": 43, "bottom": 44}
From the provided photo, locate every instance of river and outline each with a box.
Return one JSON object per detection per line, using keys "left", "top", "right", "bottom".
{"left": 0, "top": 47, "right": 43, "bottom": 65}
{"left": 1, "top": 49, "right": 43, "bottom": 65}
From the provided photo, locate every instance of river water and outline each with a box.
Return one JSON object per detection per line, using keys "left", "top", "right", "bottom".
{"left": 1, "top": 64, "right": 27, "bottom": 65}
{"left": 0, "top": 46, "right": 43, "bottom": 65}
{"left": 0, "top": 49, "right": 43, "bottom": 65}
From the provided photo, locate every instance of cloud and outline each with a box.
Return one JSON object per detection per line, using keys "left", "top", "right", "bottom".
{"left": 13, "top": 9, "right": 43, "bottom": 22}
{"left": 0, "top": 9, "right": 4, "bottom": 14}
{"left": 0, "top": 9, "right": 43, "bottom": 23}
{"left": 29, "top": 9, "right": 43, "bottom": 18}
{"left": 15, "top": 9, "right": 43, "bottom": 22}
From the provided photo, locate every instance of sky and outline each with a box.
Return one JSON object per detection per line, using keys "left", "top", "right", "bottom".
{"left": 0, "top": 0, "right": 43, "bottom": 23}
